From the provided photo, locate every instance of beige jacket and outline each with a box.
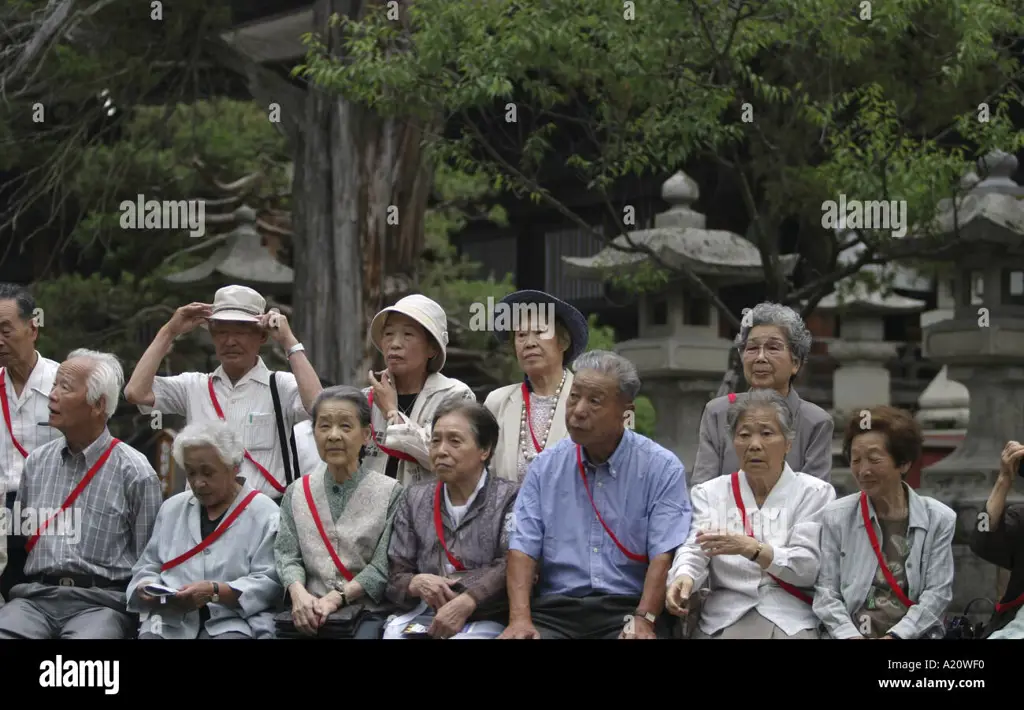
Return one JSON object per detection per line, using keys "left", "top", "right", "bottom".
{"left": 362, "top": 372, "right": 476, "bottom": 487}
{"left": 483, "top": 370, "right": 574, "bottom": 483}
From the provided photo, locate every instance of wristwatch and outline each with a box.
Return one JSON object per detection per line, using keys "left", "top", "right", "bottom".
{"left": 210, "top": 582, "right": 220, "bottom": 603}
{"left": 287, "top": 342, "right": 305, "bottom": 357}
{"left": 634, "top": 609, "right": 656, "bottom": 624}
{"left": 332, "top": 580, "right": 348, "bottom": 607}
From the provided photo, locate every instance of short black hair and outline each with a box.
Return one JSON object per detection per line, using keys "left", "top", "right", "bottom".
{"left": 0, "top": 283, "right": 35, "bottom": 322}
{"left": 431, "top": 398, "right": 499, "bottom": 465}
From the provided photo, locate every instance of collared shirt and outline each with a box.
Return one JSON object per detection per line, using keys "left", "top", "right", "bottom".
{"left": 0, "top": 353, "right": 62, "bottom": 495}
{"left": 17, "top": 428, "right": 163, "bottom": 580}
{"left": 669, "top": 463, "right": 835, "bottom": 637}
{"left": 126, "top": 480, "right": 282, "bottom": 639}
{"left": 510, "top": 429, "right": 692, "bottom": 598}
{"left": 814, "top": 484, "right": 955, "bottom": 639}
{"left": 445, "top": 470, "right": 488, "bottom": 530}
{"left": 141, "top": 357, "right": 309, "bottom": 499}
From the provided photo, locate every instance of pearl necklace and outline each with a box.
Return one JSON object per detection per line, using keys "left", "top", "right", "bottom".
{"left": 519, "top": 370, "right": 567, "bottom": 462}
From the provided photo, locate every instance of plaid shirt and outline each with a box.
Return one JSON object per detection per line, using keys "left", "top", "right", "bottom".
{"left": 17, "top": 427, "right": 163, "bottom": 580}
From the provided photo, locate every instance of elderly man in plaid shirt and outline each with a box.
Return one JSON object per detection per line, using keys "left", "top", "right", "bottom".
{"left": 0, "top": 349, "right": 162, "bottom": 639}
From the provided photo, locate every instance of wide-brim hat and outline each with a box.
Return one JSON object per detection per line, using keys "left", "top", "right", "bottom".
{"left": 493, "top": 289, "right": 589, "bottom": 366}
{"left": 204, "top": 285, "right": 266, "bottom": 325}
{"left": 369, "top": 294, "right": 450, "bottom": 373}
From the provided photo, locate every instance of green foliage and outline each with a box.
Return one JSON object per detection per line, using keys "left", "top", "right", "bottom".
{"left": 300, "top": 0, "right": 1024, "bottom": 304}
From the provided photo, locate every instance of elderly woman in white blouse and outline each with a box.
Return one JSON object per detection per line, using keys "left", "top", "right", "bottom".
{"left": 128, "top": 421, "right": 282, "bottom": 639}
{"left": 484, "top": 290, "right": 589, "bottom": 484}
{"left": 364, "top": 295, "right": 475, "bottom": 487}
{"left": 814, "top": 406, "right": 955, "bottom": 639}
{"left": 667, "top": 389, "right": 835, "bottom": 638}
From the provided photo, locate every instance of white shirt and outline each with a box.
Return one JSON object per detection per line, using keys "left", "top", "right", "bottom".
{"left": 0, "top": 353, "right": 62, "bottom": 495}
{"left": 668, "top": 463, "right": 836, "bottom": 637}
{"left": 441, "top": 470, "right": 488, "bottom": 574}
{"left": 139, "top": 357, "right": 308, "bottom": 499}
{"left": 292, "top": 420, "right": 320, "bottom": 477}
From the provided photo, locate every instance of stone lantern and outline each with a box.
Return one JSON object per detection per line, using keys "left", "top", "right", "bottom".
{"left": 916, "top": 150, "right": 1024, "bottom": 608}
{"left": 561, "top": 171, "right": 797, "bottom": 472}
{"left": 165, "top": 204, "right": 294, "bottom": 295}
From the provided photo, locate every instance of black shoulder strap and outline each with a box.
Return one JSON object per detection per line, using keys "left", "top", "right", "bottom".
{"left": 269, "top": 372, "right": 296, "bottom": 484}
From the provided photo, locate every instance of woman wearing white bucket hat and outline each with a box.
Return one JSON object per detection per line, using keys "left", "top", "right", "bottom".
{"left": 363, "top": 295, "right": 475, "bottom": 487}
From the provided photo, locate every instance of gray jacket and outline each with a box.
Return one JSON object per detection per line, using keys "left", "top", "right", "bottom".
{"left": 690, "top": 387, "right": 833, "bottom": 487}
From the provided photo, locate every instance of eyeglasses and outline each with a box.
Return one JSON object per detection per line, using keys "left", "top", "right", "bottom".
{"left": 741, "top": 340, "right": 788, "bottom": 358}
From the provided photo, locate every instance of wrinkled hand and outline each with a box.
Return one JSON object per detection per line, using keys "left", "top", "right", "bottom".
{"left": 429, "top": 594, "right": 476, "bottom": 639}
{"left": 173, "top": 581, "right": 214, "bottom": 611}
{"left": 498, "top": 619, "right": 540, "bottom": 639}
{"left": 697, "top": 530, "right": 758, "bottom": 558}
{"left": 313, "top": 591, "right": 342, "bottom": 620}
{"left": 666, "top": 575, "right": 695, "bottom": 617}
{"left": 619, "top": 615, "right": 657, "bottom": 639}
{"left": 260, "top": 308, "right": 298, "bottom": 348}
{"left": 290, "top": 586, "right": 323, "bottom": 636}
{"left": 999, "top": 441, "right": 1024, "bottom": 480}
{"left": 166, "top": 303, "right": 212, "bottom": 337}
{"left": 409, "top": 574, "right": 459, "bottom": 611}
{"left": 367, "top": 369, "right": 398, "bottom": 416}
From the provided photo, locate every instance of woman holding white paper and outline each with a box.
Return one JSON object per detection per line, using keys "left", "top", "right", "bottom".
{"left": 127, "top": 421, "right": 283, "bottom": 639}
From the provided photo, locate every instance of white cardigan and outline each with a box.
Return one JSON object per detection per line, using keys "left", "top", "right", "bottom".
{"left": 483, "top": 370, "right": 573, "bottom": 483}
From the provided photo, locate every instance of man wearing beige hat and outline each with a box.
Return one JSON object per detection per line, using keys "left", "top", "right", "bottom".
{"left": 363, "top": 294, "right": 475, "bottom": 486}
{"left": 125, "top": 285, "right": 325, "bottom": 501}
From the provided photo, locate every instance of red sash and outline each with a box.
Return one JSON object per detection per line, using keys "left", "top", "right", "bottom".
{"left": 25, "top": 438, "right": 120, "bottom": 553}
{"left": 367, "top": 390, "right": 417, "bottom": 462}
{"left": 996, "top": 592, "right": 1024, "bottom": 615}
{"left": 207, "top": 377, "right": 284, "bottom": 493}
{"left": 302, "top": 474, "right": 354, "bottom": 582}
{"left": 860, "top": 493, "right": 916, "bottom": 608}
{"left": 521, "top": 382, "right": 542, "bottom": 453}
{"left": 161, "top": 490, "right": 260, "bottom": 571}
{"left": 0, "top": 368, "right": 28, "bottom": 458}
{"left": 433, "top": 481, "right": 466, "bottom": 571}
{"left": 730, "top": 472, "right": 813, "bottom": 604}
{"left": 576, "top": 445, "right": 648, "bottom": 563}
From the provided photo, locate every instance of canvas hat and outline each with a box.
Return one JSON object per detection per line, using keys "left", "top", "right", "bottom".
{"left": 369, "top": 294, "right": 450, "bottom": 373}
{"left": 206, "top": 285, "right": 267, "bottom": 324}
{"left": 493, "top": 289, "right": 589, "bottom": 366}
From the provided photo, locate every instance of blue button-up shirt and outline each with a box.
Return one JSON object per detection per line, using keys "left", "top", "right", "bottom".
{"left": 509, "top": 429, "right": 692, "bottom": 598}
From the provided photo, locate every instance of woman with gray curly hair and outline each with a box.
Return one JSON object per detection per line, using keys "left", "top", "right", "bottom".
{"left": 127, "top": 420, "right": 283, "bottom": 639}
{"left": 667, "top": 389, "right": 835, "bottom": 638}
{"left": 690, "top": 302, "right": 834, "bottom": 487}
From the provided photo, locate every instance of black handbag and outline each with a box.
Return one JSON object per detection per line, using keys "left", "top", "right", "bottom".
{"left": 943, "top": 598, "right": 993, "bottom": 639}
{"left": 275, "top": 603, "right": 367, "bottom": 639}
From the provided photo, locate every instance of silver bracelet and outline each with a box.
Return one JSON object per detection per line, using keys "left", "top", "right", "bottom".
{"left": 286, "top": 342, "right": 305, "bottom": 357}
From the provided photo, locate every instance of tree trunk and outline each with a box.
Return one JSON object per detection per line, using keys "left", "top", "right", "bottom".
{"left": 216, "top": 0, "right": 433, "bottom": 386}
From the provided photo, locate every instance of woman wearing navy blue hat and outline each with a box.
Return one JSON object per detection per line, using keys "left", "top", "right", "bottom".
{"left": 483, "top": 290, "right": 589, "bottom": 484}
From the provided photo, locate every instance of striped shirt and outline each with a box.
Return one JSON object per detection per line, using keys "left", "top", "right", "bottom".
{"left": 139, "top": 358, "right": 309, "bottom": 499}
{"left": 17, "top": 428, "right": 163, "bottom": 580}
{"left": 0, "top": 353, "right": 62, "bottom": 496}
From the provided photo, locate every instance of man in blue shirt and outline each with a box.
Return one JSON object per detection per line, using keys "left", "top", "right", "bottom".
{"left": 501, "top": 350, "right": 692, "bottom": 639}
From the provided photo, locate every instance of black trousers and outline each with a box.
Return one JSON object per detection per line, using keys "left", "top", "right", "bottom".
{"left": 1, "top": 492, "right": 28, "bottom": 601}
{"left": 530, "top": 594, "right": 675, "bottom": 639}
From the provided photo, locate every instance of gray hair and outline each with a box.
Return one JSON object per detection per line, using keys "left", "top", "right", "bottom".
{"left": 734, "top": 302, "right": 813, "bottom": 372}
{"left": 172, "top": 420, "right": 243, "bottom": 469}
{"left": 67, "top": 348, "right": 123, "bottom": 419}
{"left": 571, "top": 350, "right": 641, "bottom": 401}
{"left": 312, "top": 385, "right": 371, "bottom": 427}
{"left": 726, "top": 388, "right": 796, "bottom": 443}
